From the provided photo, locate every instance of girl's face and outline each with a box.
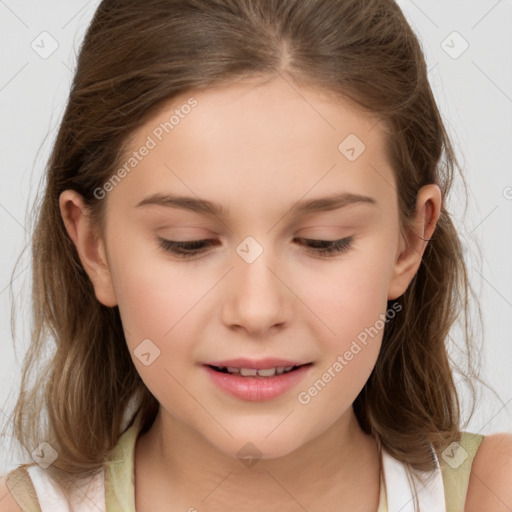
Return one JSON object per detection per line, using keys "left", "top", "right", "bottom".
{"left": 65, "top": 76, "right": 438, "bottom": 460}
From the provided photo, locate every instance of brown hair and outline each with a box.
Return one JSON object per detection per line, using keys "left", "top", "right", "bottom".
{"left": 4, "top": 0, "right": 489, "bottom": 480}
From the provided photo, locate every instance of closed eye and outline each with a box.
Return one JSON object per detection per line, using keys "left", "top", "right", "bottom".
{"left": 157, "top": 236, "right": 354, "bottom": 258}
{"left": 294, "top": 236, "right": 353, "bottom": 256}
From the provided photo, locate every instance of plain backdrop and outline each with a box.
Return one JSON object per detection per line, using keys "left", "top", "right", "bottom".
{"left": 1, "top": 0, "right": 511, "bottom": 473}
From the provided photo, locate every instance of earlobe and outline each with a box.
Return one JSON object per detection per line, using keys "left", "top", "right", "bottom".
{"left": 387, "top": 184, "right": 441, "bottom": 300}
{"left": 59, "top": 190, "right": 118, "bottom": 307}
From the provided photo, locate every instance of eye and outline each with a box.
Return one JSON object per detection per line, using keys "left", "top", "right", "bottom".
{"left": 158, "top": 238, "right": 218, "bottom": 258}
{"left": 293, "top": 236, "right": 353, "bottom": 257}
{"left": 158, "top": 236, "right": 353, "bottom": 258}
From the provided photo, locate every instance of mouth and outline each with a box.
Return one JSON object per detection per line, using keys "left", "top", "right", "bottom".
{"left": 202, "top": 361, "right": 313, "bottom": 401}
{"left": 206, "top": 363, "right": 311, "bottom": 378}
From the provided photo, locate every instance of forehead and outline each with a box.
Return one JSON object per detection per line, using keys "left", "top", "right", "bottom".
{"left": 109, "top": 76, "right": 395, "bottom": 216}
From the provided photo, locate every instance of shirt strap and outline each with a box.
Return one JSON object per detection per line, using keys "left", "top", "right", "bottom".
{"left": 23, "top": 464, "right": 106, "bottom": 512}
{"left": 381, "top": 445, "right": 446, "bottom": 512}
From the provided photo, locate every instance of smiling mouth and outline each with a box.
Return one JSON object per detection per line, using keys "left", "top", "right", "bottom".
{"left": 207, "top": 363, "right": 311, "bottom": 378}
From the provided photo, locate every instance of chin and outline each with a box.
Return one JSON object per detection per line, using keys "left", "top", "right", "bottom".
{"left": 209, "top": 428, "right": 309, "bottom": 464}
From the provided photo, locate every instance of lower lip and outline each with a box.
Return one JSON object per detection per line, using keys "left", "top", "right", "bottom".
{"left": 203, "top": 364, "right": 312, "bottom": 401}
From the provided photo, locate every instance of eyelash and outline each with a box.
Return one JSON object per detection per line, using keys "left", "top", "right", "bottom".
{"left": 157, "top": 236, "right": 354, "bottom": 258}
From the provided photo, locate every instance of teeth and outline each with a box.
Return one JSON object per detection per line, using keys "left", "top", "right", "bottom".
{"left": 256, "top": 368, "right": 277, "bottom": 377}
{"left": 222, "top": 366, "right": 297, "bottom": 377}
{"left": 240, "top": 368, "right": 258, "bottom": 376}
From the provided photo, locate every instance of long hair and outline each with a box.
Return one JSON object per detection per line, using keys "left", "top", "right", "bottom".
{"left": 4, "top": 0, "right": 487, "bottom": 479}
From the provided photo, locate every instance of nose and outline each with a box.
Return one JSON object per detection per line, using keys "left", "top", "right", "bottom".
{"left": 221, "top": 242, "right": 291, "bottom": 337}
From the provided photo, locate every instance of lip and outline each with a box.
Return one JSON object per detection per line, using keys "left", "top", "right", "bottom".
{"left": 203, "top": 363, "right": 313, "bottom": 401}
{"left": 203, "top": 358, "right": 309, "bottom": 370}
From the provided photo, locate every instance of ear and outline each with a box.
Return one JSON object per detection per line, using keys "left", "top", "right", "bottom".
{"left": 59, "top": 190, "right": 118, "bottom": 307}
{"left": 387, "top": 184, "right": 441, "bottom": 301}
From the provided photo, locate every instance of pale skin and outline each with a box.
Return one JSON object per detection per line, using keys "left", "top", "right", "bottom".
{"left": 1, "top": 77, "right": 512, "bottom": 511}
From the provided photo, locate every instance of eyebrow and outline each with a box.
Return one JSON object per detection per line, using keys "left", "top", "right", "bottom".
{"left": 135, "top": 191, "right": 377, "bottom": 218}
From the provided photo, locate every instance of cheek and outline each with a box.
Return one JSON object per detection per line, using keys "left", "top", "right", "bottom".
{"left": 294, "top": 256, "right": 392, "bottom": 424}
{"left": 293, "top": 239, "right": 395, "bottom": 402}
{"left": 108, "top": 246, "right": 203, "bottom": 404}
{"left": 298, "top": 246, "right": 394, "bottom": 341}
{"left": 108, "top": 236, "right": 199, "bottom": 336}
{"left": 107, "top": 238, "right": 211, "bottom": 384}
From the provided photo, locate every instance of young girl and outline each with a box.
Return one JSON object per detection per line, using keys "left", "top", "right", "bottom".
{"left": 1, "top": 0, "right": 511, "bottom": 510}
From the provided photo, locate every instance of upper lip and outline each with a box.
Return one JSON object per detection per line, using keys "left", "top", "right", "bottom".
{"left": 204, "top": 358, "right": 311, "bottom": 370}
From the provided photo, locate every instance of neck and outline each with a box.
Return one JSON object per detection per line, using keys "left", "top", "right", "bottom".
{"left": 134, "top": 406, "right": 381, "bottom": 511}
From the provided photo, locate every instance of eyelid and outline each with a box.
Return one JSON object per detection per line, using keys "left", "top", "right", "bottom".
{"left": 157, "top": 235, "right": 354, "bottom": 259}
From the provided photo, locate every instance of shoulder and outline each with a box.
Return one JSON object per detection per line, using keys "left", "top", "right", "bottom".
{"left": 465, "top": 432, "right": 512, "bottom": 512}
{"left": 0, "top": 474, "right": 23, "bottom": 512}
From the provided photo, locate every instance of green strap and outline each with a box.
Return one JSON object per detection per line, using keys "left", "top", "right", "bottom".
{"left": 104, "top": 413, "right": 142, "bottom": 511}
{"left": 439, "top": 432, "right": 484, "bottom": 511}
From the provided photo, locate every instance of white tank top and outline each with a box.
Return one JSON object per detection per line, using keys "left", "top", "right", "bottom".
{"left": 25, "top": 444, "right": 446, "bottom": 511}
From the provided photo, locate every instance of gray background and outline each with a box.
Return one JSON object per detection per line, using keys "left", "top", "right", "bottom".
{"left": 1, "top": 0, "right": 511, "bottom": 472}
